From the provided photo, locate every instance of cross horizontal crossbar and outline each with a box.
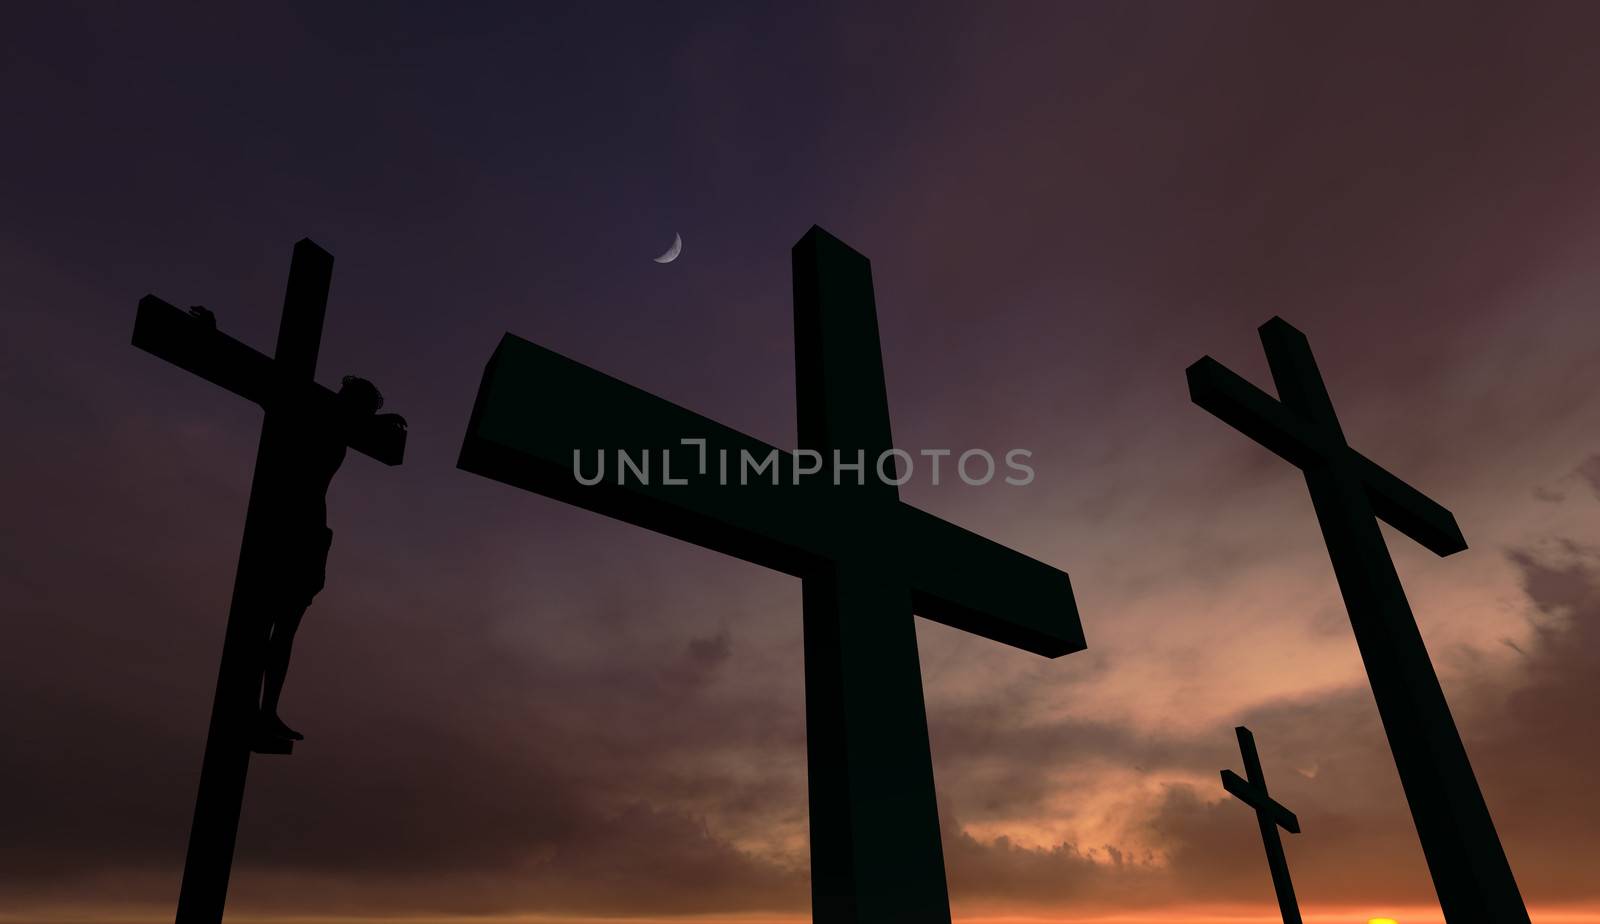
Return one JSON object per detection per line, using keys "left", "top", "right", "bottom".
{"left": 458, "top": 333, "right": 1082, "bottom": 658}
{"left": 133, "top": 295, "right": 405, "bottom": 466}
{"left": 1221, "top": 768, "right": 1300, "bottom": 833}
{"left": 1185, "top": 320, "right": 1466, "bottom": 559}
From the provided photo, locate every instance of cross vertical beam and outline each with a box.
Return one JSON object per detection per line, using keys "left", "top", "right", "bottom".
{"left": 175, "top": 240, "right": 334, "bottom": 924}
{"left": 1188, "top": 318, "right": 1528, "bottom": 924}
{"left": 1221, "top": 726, "right": 1302, "bottom": 924}
{"left": 793, "top": 231, "right": 949, "bottom": 922}
{"left": 271, "top": 241, "right": 333, "bottom": 378}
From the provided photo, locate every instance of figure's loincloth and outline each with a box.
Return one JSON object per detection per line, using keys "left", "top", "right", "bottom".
{"left": 262, "top": 523, "right": 334, "bottom": 609}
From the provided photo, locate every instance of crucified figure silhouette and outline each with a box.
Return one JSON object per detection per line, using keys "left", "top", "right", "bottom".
{"left": 253, "top": 371, "right": 404, "bottom": 742}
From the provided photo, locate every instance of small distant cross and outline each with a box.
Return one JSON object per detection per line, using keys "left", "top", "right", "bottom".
{"left": 132, "top": 240, "right": 405, "bottom": 924}
{"left": 1188, "top": 318, "right": 1528, "bottom": 924}
{"left": 1222, "top": 726, "right": 1302, "bottom": 924}
{"left": 458, "top": 226, "right": 1083, "bottom": 923}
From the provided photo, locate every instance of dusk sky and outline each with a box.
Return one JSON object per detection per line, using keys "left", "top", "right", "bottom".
{"left": 5, "top": 2, "right": 1600, "bottom": 922}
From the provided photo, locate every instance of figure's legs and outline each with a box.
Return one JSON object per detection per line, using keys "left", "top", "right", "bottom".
{"left": 259, "top": 602, "right": 309, "bottom": 740}
{"left": 258, "top": 526, "right": 331, "bottom": 741}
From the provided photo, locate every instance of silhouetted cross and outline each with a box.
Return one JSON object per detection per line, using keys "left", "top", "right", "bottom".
{"left": 1188, "top": 318, "right": 1528, "bottom": 924}
{"left": 133, "top": 240, "right": 405, "bottom": 924}
{"left": 1221, "top": 726, "right": 1302, "bottom": 924}
{"left": 458, "top": 226, "right": 1083, "bottom": 924}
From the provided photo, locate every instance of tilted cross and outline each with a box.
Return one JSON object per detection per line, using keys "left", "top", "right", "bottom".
{"left": 132, "top": 239, "right": 405, "bottom": 924}
{"left": 1221, "top": 726, "right": 1302, "bottom": 924}
{"left": 457, "top": 226, "right": 1083, "bottom": 923}
{"left": 1188, "top": 317, "right": 1528, "bottom": 924}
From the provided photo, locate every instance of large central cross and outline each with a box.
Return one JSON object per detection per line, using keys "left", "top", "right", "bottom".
{"left": 1188, "top": 317, "right": 1528, "bottom": 924}
{"left": 458, "top": 226, "right": 1083, "bottom": 922}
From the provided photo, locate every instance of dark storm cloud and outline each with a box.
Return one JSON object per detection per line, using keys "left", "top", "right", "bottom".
{"left": 0, "top": 525, "right": 810, "bottom": 912}
{"left": 1576, "top": 456, "right": 1600, "bottom": 500}
{"left": 926, "top": 534, "right": 1600, "bottom": 913}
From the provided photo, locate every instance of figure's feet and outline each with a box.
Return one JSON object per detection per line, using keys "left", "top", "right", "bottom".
{"left": 259, "top": 713, "right": 305, "bottom": 741}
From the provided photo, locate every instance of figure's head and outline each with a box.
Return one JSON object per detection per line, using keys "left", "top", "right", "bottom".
{"left": 337, "top": 376, "right": 384, "bottom": 417}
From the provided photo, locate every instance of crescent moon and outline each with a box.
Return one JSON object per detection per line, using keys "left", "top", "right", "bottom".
{"left": 654, "top": 233, "right": 683, "bottom": 264}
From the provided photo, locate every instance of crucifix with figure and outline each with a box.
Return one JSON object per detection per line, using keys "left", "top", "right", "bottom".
{"left": 132, "top": 239, "right": 407, "bottom": 924}
{"left": 457, "top": 226, "right": 1084, "bottom": 923}
{"left": 1188, "top": 317, "right": 1528, "bottom": 924}
{"left": 1221, "top": 726, "right": 1303, "bottom": 924}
